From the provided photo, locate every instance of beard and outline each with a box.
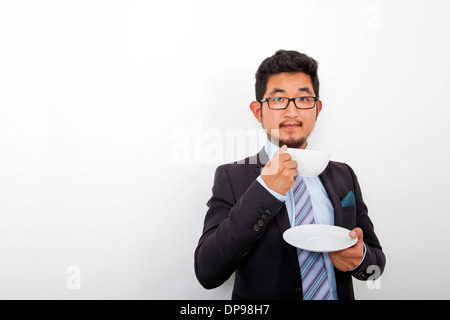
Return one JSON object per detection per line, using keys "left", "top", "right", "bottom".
{"left": 265, "top": 129, "right": 307, "bottom": 149}
{"left": 278, "top": 135, "right": 307, "bottom": 149}
{"left": 261, "top": 115, "right": 309, "bottom": 148}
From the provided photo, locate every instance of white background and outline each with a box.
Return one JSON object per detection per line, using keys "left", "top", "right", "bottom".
{"left": 1, "top": 0, "right": 449, "bottom": 299}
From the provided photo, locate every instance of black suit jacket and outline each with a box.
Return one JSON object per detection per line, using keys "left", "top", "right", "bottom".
{"left": 194, "top": 148, "right": 385, "bottom": 300}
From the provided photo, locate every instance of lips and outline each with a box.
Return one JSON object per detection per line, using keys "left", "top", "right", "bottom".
{"left": 280, "top": 122, "right": 302, "bottom": 129}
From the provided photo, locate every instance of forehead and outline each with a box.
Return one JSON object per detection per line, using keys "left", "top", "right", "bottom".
{"left": 265, "top": 72, "right": 314, "bottom": 95}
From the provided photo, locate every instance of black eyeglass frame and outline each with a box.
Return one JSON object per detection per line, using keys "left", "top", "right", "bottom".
{"left": 259, "top": 96, "right": 319, "bottom": 110}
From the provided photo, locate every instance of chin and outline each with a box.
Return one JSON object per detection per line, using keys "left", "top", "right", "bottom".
{"left": 278, "top": 136, "right": 306, "bottom": 149}
{"left": 284, "top": 140, "right": 306, "bottom": 149}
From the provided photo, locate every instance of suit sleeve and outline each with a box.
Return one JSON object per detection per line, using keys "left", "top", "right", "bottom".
{"left": 194, "top": 165, "right": 285, "bottom": 289}
{"left": 346, "top": 164, "right": 386, "bottom": 281}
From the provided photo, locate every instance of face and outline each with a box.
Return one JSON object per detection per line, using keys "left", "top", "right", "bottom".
{"left": 250, "top": 72, "right": 322, "bottom": 149}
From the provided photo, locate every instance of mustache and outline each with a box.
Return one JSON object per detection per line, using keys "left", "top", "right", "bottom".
{"left": 279, "top": 120, "right": 303, "bottom": 128}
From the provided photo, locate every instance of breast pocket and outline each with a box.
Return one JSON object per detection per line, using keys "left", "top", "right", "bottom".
{"left": 341, "top": 206, "right": 357, "bottom": 230}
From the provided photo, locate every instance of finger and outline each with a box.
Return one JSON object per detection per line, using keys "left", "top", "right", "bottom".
{"left": 291, "top": 168, "right": 298, "bottom": 177}
{"left": 329, "top": 252, "right": 349, "bottom": 271}
{"left": 338, "top": 242, "right": 362, "bottom": 258}
{"left": 286, "top": 160, "right": 298, "bottom": 169}
{"left": 278, "top": 153, "right": 292, "bottom": 163}
{"left": 349, "top": 227, "right": 363, "bottom": 239}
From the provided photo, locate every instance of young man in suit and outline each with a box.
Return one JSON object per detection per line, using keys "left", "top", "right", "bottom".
{"left": 194, "top": 50, "right": 385, "bottom": 300}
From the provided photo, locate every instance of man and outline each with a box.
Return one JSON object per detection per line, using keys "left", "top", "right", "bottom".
{"left": 194, "top": 50, "right": 385, "bottom": 300}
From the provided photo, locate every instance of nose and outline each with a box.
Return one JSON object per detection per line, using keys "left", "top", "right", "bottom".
{"left": 284, "top": 99, "right": 299, "bottom": 117}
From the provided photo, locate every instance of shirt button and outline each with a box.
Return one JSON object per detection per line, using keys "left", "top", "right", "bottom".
{"left": 295, "top": 287, "right": 302, "bottom": 294}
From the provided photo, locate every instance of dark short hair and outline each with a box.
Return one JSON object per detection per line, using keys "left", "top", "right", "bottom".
{"left": 255, "top": 50, "right": 320, "bottom": 101}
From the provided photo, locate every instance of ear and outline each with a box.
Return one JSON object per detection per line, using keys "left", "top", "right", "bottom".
{"left": 315, "top": 100, "right": 323, "bottom": 120}
{"left": 250, "top": 101, "right": 262, "bottom": 123}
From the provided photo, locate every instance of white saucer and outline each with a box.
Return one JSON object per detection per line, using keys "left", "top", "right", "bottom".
{"left": 282, "top": 224, "right": 357, "bottom": 252}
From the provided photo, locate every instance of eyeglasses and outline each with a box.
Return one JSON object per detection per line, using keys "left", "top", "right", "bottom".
{"left": 260, "top": 96, "right": 318, "bottom": 110}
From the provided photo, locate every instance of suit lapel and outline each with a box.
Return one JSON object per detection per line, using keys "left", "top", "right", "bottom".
{"left": 319, "top": 163, "right": 344, "bottom": 227}
{"left": 252, "top": 147, "right": 269, "bottom": 179}
{"left": 254, "top": 147, "right": 269, "bottom": 168}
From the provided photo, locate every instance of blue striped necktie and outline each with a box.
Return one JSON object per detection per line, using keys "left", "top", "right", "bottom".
{"left": 293, "top": 175, "right": 331, "bottom": 300}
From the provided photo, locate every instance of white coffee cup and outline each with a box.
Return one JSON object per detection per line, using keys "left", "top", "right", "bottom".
{"left": 285, "top": 148, "right": 330, "bottom": 177}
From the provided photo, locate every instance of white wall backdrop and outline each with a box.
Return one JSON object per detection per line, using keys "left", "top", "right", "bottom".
{"left": 1, "top": 0, "right": 449, "bottom": 299}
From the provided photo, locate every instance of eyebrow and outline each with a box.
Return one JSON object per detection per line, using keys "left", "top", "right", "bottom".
{"left": 269, "top": 87, "right": 313, "bottom": 95}
{"left": 298, "top": 87, "right": 313, "bottom": 94}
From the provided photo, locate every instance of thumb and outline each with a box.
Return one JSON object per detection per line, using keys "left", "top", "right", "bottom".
{"left": 349, "top": 227, "right": 363, "bottom": 241}
{"left": 262, "top": 145, "right": 287, "bottom": 176}
{"left": 272, "top": 145, "right": 288, "bottom": 161}
{"left": 270, "top": 145, "right": 288, "bottom": 167}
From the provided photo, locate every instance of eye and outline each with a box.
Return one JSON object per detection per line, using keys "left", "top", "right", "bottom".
{"left": 297, "top": 97, "right": 309, "bottom": 102}
{"left": 272, "top": 97, "right": 285, "bottom": 102}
